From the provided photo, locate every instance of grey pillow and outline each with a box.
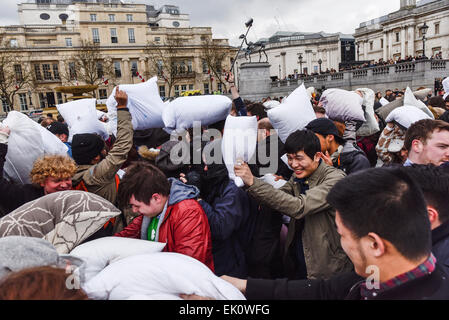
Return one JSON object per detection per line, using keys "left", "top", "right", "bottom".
{"left": 0, "top": 191, "right": 121, "bottom": 254}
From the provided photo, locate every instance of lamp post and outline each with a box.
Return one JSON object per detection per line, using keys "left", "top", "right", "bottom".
{"left": 318, "top": 59, "right": 322, "bottom": 74}
{"left": 420, "top": 22, "right": 429, "bottom": 57}
{"left": 297, "top": 53, "right": 304, "bottom": 76}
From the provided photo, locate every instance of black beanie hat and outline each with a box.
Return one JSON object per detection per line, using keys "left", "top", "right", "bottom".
{"left": 47, "top": 122, "right": 69, "bottom": 137}
{"left": 72, "top": 133, "right": 105, "bottom": 165}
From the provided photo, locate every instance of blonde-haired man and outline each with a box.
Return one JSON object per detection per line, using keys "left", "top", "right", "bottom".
{"left": 0, "top": 126, "right": 76, "bottom": 216}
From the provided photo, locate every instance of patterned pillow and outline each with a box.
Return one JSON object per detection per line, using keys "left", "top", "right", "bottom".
{"left": 0, "top": 191, "right": 121, "bottom": 254}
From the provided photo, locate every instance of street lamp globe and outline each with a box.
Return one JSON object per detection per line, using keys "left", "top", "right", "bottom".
{"left": 420, "top": 22, "right": 429, "bottom": 36}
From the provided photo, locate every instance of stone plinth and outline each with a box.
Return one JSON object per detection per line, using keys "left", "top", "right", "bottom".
{"left": 238, "top": 62, "right": 272, "bottom": 101}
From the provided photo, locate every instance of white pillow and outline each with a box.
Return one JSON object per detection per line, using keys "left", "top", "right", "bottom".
{"left": 320, "top": 88, "right": 365, "bottom": 122}
{"left": 2, "top": 111, "right": 68, "bottom": 184}
{"left": 268, "top": 84, "right": 316, "bottom": 143}
{"left": 403, "top": 87, "right": 434, "bottom": 119}
{"left": 70, "top": 237, "right": 166, "bottom": 282}
{"left": 263, "top": 100, "right": 280, "bottom": 110}
{"left": 162, "top": 95, "right": 232, "bottom": 134}
{"left": 385, "top": 105, "right": 431, "bottom": 129}
{"left": 106, "top": 76, "right": 165, "bottom": 135}
{"left": 82, "top": 252, "right": 246, "bottom": 300}
{"left": 443, "top": 77, "right": 449, "bottom": 100}
{"left": 355, "top": 88, "right": 380, "bottom": 137}
{"left": 221, "top": 115, "right": 258, "bottom": 187}
{"left": 57, "top": 99, "right": 109, "bottom": 143}
{"left": 380, "top": 97, "right": 390, "bottom": 106}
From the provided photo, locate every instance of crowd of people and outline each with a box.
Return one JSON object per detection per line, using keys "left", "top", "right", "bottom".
{"left": 0, "top": 70, "right": 448, "bottom": 301}
{"left": 278, "top": 52, "right": 445, "bottom": 80}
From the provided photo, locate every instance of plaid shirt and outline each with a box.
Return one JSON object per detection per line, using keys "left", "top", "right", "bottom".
{"left": 360, "top": 254, "right": 437, "bottom": 300}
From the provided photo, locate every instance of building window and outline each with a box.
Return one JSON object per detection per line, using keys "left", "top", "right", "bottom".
{"left": 19, "top": 93, "right": 28, "bottom": 111}
{"left": 435, "top": 23, "right": 440, "bottom": 35}
{"left": 157, "top": 60, "right": 163, "bottom": 76}
{"left": 159, "top": 85, "right": 166, "bottom": 98}
{"left": 69, "top": 62, "right": 76, "bottom": 80}
{"left": 396, "top": 32, "right": 400, "bottom": 42}
{"left": 10, "top": 39, "right": 18, "bottom": 47}
{"left": 99, "top": 89, "right": 108, "bottom": 99}
{"left": 110, "top": 28, "right": 118, "bottom": 43}
{"left": 53, "top": 64, "right": 60, "bottom": 80}
{"left": 131, "top": 60, "right": 138, "bottom": 77}
{"left": 217, "top": 83, "right": 223, "bottom": 93}
{"left": 128, "top": 28, "right": 135, "bottom": 43}
{"left": 38, "top": 93, "right": 46, "bottom": 108}
{"left": 90, "top": 14, "right": 97, "bottom": 22}
{"left": 97, "top": 62, "right": 104, "bottom": 78}
{"left": 65, "top": 38, "right": 72, "bottom": 47}
{"left": 154, "top": 37, "right": 161, "bottom": 42}
{"left": 181, "top": 84, "right": 187, "bottom": 93}
{"left": 109, "top": 14, "right": 115, "bottom": 22}
{"left": 381, "top": 39, "right": 384, "bottom": 49}
{"left": 56, "top": 92, "right": 63, "bottom": 105}
{"left": 174, "top": 85, "right": 180, "bottom": 97}
{"left": 189, "top": 84, "right": 194, "bottom": 90}
{"left": 369, "top": 41, "right": 373, "bottom": 51}
{"left": 92, "top": 28, "right": 100, "bottom": 43}
{"left": 204, "top": 83, "right": 210, "bottom": 95}
{"left": 34, "top": 65, "right": 42, "bottom": 81}
{"left": 14, "top": 65, "right": 23, "bottom": 82}
{"left": 42, "top": 64, "right": 52, "bottom": 80}
{"left": 2, "top": 98, "right": 9, "bottom": 113}
{"left": 187, "top": 61, "right": 193, "bottom": 73}
{"left": 114, "top": 61, "right": 121, "bottom": 78}
{"left": 202, "top": 60, "right": 208, "bottom": 74}
{"left": 126, "top": 14, "right": 133, "bottom": 22}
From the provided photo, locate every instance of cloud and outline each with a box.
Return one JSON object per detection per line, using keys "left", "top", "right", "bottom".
{"left": 2, "top": 0, "right": 400, "bottom": 45}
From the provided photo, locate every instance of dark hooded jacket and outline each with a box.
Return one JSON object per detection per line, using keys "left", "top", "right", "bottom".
{"left": 333, "top": 142, "right": 371, "bottom": 175}
{"left": 432, "top": 221, "right": 449, "bottom": 273}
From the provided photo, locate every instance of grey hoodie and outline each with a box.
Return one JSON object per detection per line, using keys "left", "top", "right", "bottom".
{"left": 140, "top": 178, "right": 200, "bottom": 241}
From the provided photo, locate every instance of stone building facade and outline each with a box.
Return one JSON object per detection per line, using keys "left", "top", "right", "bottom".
{"left": 354, "top": 0, "right": 449, "bottom": 62}
{"left": 0, "top": 0, "right": 235, "bottom": 114}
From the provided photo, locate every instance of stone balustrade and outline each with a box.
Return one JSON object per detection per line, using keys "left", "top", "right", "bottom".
{"left": 243, "top": 59, "right": 448, "bottom": 100}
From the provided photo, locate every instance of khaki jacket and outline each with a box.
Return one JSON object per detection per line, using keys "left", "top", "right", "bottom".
{"left": 247, "top": 161, "right": 353, "bottom": 279}
{"left": 72, "top": 109, "right": 133, "bottom": 207}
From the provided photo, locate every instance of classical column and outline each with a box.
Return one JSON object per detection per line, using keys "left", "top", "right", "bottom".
{"left": 388, "top": 31, "right": 393, "bottom": 60}
{"left": 401, "top": 27, "right": 406, "bottom": 58}
{"left": 326, "top": 50, "right": 331, "bottom": 70}
{"left": 383, "top": 33, "right": 388, "bottom": 61}
{"left": 364, "top": 41, "right": 369, "bottom": 60}
{"left": 408, "top": 25, "right": 415, "bottom": 56}
{"left": 139, "top": 57, "right": 147, "bottom": 79}
{"left": 122, "top": 58, "right": 130, "bottom": 83}
{"left": 280, "top": 52, "right": 286, "bottom": 79}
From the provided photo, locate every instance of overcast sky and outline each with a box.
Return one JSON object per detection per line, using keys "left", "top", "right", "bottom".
{"left": 1, "top": 0, "right": 400, "bottom": 45}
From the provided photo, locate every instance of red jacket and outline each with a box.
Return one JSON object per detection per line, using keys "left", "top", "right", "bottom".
{"left": 115, "top": 198, "right": 215, "bottom": 272}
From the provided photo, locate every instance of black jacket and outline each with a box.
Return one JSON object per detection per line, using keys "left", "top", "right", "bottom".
{"left": 432, "top": 221, "right": 449, "bottom": 273}
{"left": 335, "top": 142, "right": 371, "bottom": 175}
{"left": 0, "top": 143, "right": 44, "bottom": 217}
{"left": 246, "top": 264, "right": 449, "bottom": 300}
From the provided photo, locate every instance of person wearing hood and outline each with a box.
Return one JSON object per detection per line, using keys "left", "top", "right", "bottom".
{"left": 305, "top": 118, "right": 370, "bottom": 175}
{"left": 181, "top": 139, "right": 258, "bottom": 278}
{"left": 114, "top": 161, "right": 214, "bottom": 271}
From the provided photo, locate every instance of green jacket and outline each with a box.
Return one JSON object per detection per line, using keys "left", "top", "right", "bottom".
{"left": 72, "top": 109, "right": 133, "bottom": 207}
{"left": 247, "top": 161, "right": 353, "bottom": 280}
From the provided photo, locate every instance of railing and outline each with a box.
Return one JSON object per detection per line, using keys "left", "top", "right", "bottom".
{"left": 331, "top": 73, "right": 344, "bottom": 80}
{"left": 395, "top": 62, "right": 416, "bottom": 73}
{"left": 372, "top": 66, "right": 390, "bottom": 76}
{"left": 431, "top": 60, "right": 446, "bottom": 70}
{"left": 352, "top": 69, "right": 368, "bottom": 78}
{"left": 268, "top": 59, "right": 449, "bottom": 89}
